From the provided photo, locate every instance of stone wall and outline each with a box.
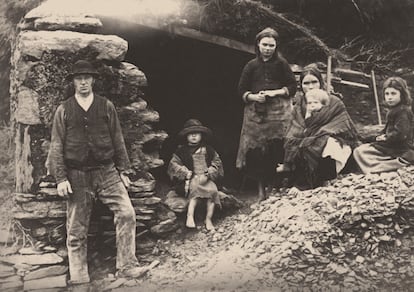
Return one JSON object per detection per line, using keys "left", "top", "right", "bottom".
{"left": 4, "top": 12, "right": 175, "bottom": 291}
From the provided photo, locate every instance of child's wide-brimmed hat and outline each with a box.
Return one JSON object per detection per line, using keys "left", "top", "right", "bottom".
{"left": 178, "top": 119, "right": 212, "bottom": 137}
{"left": 67, "top": 60, "right": 99, "bottom": 79}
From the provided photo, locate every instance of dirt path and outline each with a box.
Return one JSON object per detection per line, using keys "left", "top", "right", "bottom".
{"left": 114, "top": 209, "right": 277, "bottom": 292}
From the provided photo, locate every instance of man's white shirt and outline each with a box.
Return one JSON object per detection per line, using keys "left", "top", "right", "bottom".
{"left": 75, "top": 93, "right": 94, "bottom": 111}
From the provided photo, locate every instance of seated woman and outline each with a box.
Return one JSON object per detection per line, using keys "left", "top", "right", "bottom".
{"left": 353, "top": 77, "right": 414, "bottom": 173}
{"left": 278, "top": 66, "right": 359, "bottom": 194}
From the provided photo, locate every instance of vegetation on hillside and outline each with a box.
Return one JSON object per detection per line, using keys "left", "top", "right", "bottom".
{"left": 262, "top": 0, "right": 414, "bottom": 73}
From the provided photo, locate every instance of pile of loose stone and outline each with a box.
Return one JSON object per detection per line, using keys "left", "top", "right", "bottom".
{"left": 221, "top": 166, "right": 414, "bottom": 290}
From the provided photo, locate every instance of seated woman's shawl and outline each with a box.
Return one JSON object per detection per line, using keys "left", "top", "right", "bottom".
{"left": 284, "top": 95, "right": 359, "bottom": 174}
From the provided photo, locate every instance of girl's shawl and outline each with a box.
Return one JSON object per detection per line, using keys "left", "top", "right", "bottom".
{"left": 175, "top": 144, "right": 215, "bottom": 171}
{"left": 284, "top": 95, "right": 359, "bottom": 173}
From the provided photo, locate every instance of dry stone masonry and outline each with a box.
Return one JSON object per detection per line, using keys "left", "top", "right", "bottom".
{"left": 2, "top": 10, "right": 179, "bottom": 290}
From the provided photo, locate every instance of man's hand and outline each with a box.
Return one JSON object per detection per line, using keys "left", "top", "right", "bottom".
{"left": 120, "top": 172, "right": 131, "bottom": 189}
{"left": 57, "top": 180, "right": 72, "bottom": 198}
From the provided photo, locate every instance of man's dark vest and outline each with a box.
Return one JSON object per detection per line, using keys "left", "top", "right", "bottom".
{"left": 63, "top": 95, "right": 114, "bottom": 167}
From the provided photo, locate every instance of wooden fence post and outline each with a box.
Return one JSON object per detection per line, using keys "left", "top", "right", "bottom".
{"left": 371, "top": 70, "right": 382, "bottom": 125}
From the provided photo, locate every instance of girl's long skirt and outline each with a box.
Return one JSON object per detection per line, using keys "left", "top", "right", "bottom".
{"left": 353, "top": 143, "right": 408, "bottom": 174}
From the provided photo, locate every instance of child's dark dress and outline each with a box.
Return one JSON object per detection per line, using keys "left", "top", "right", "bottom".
{"left": 354, "top": 104, "right": 414, "bottom": 173}
{"left": 167, "top": 144, "right": 223, "bottom": 209}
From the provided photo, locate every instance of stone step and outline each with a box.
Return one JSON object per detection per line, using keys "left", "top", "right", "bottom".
{"left": 24, "top": 274, "right": 67, "bottom": 290}
{"left": 24, "top": 265, "right": 68, "bottom": 281}
{"left": 0, "top": 253, "right": 64, "bottom": 266}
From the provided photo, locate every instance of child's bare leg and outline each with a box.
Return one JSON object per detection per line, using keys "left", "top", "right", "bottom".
{"left": 186, "top": 198, "right": 198, "bottom": 228}
{"left": 257, "top": 180, "right": 266, "bottom": 202}
{"left": 205, "top": 199, "right": 215, "bottom": 231}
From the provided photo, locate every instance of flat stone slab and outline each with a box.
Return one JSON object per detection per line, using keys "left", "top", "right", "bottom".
{"left": 130, "top": 197, "right": 161, "bottom": 206}
{"left": 150, "top": 219, "right": 179, "bottom": 235}
{"left": 39, "top": 181, "right": 57, "bottom": 188}
{"left": 14, "top": 193, "right": 36, "bottom": 203}
{"left": 34, "top": 16, "right": 102, "bottom": 33}
{"left": 132, "top": 205, "right": 155, "bottom": 215}
{"left": 24, "top": 265, "right": 68, "bottom": 281}
{"left": 142, "top": 132, "right": 168, "bottom": 144}
{"left": 0, "top": 253, "right": 64, "bottom": 266}
{"left": 0, "top": 275, "right": 21, "bottom": 283}
{"left": 38, "top": 188, "right": 59, "bottom": 197}
{"left": 24, "top": 274, "right": 67, "bottom": 290}
{"left": 0, "top": 263, "right": 15, "bottom": 278}
{"left": 18, "top": 247, "right": 44, "bottom": 255}
{"left": 129, "top": 191, "right": 155, "bottom": 198}
{"left": 164, "top": 192, "right": 188, "bottom": 213}
{"left": 128, "top": 179, "right": 156, "bottom": 193}
{"left": 15, "top": 87, "right": 41, "bottom": 125}
{"left": 18, "top": 30, "right": 127, "bottom": 61}
{"left": 0, "top": 277, "right": 23, "bottom": 289}
{"left": 14, "top": 263, "right": 39, "bottom": 276}
{"left": 13, "top": 200, "right": 66, "bottom": 219}
{"left": 119, "top": 62, "right": 147, "bottom": 87}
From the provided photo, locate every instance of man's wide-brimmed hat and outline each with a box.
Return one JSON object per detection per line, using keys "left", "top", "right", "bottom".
{"left": 178, "top": 119, "right": 212, "bottom": 137}
{"left": 68, "top": 60, "right": 98, "bottom": 79}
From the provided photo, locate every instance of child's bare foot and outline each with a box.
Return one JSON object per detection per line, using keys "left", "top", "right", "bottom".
{"left": 186, "top": 215, "right": 196, "bottom": 228}
{"left": 205, "top": 219, "right": 215, "bottom": 231}
{"left": 275, "top": 163, "right": 285, "bottom": 173}
{"left": 288, "top": 186, "right": 301, "bottom": 196}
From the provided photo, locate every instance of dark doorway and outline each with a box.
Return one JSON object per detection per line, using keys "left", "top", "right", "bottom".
{"left": 101, "top": 21, "right": 253, "bottom": 187}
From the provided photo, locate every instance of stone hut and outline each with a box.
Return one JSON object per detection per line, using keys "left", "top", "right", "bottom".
{"left": 3, "top": 0, "right": 330, "bottom": 289}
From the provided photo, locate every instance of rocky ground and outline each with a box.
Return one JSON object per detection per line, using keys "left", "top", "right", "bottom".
{"left": 87, "top": 167, "right": 414, "bottom": 292}
{"left": 3, "top": 166, "right": 414, "bottom": 291}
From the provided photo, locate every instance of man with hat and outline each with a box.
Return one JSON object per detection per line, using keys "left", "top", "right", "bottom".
{"left": 47, "top": 60, "right": 145, "bottom": 285}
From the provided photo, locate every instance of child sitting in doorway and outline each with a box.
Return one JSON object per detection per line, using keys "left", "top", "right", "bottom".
{"left": 167, "top": 119, "right": 223, "bottom": 231}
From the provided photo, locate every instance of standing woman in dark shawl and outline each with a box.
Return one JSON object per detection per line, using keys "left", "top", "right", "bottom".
{"left": 236, "top": 27, "right": 297, "bottom": 201}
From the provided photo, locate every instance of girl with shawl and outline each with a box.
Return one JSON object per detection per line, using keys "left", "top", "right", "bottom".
{"left": 236, "top": 27, "right": 297, "bottom": 201}
{"left": 353, "top": 77, "right": 414, "bottom": 173}
{"left": 279, "top": 66, "right": 359, "bottom": 194}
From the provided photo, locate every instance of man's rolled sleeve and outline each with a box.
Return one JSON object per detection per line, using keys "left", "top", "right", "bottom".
{"left": 48, "top": 105, "right": 67, "bottom": 184}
